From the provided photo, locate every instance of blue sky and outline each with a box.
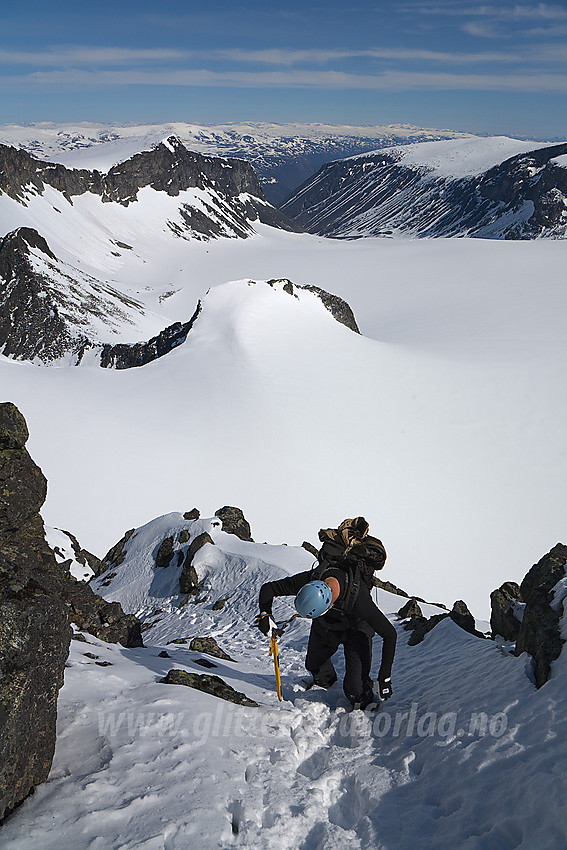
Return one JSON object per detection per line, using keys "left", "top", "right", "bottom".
{"left": 2, "top": 0, "right": 566, "bottom": 138}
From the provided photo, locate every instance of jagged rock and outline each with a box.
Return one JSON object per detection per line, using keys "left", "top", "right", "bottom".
{"left": 178, "top": 529, "right": 190, "bottom": 545}
{"left": 155, "top": 536, "right": 174, "bottom": 570}
{"left": 212, "top": 597, "right": 231, "bottom": 611}
{"left": 267, "top": 278, "right": 360, "bottom": 333}
{"left": 407, "top": 612, "right": 450, "bottom": 645}
{"left": 96, "top": 303, "right": 201, "bottom": 370}
{"left": 158, "top": 651, "right": 170, "bottom": 658}
{"left": 0, "top": 402, "right": 71, "bottom": 821}
{"left": 189, "top": 637, "right": 235, "bottom": 662}
{"left": 193, "top": 658, "right": 218, "bottom": 669}
{"left": 0, "top": 402, "right": 145, "bottom": 821}
{"left": 373, "top": 577, "right": 411, "bottom": 599}
{"left": 516, "top": 544, "right": 567, "bottom": 688}
{"left": 301, "top": 541, "right": 319, "bottom": 558}
{"left": 398, "top": 599, "right": 423, "bottom": 620}
{"left": 159, "top": 670, "right": 258, "bottom": 707}
{"left": 179, "top": 532, "right": 214, "bottom": 594}
{"left": 450, "top": 600, "right": 486, "bottom": 639}
{"left": 490, "top": 581, "right": 523, "bottom": 641}
{"left": 405, "top": 600, "right": 483, "bottom": 645}
{"left": 100, "top": 528, "right": 136, "bottom": 575}
{"left": 183, "top": 509, "right": 200, "bottom": 521}
{"left": 51, "top": 529, "right": 102, "bottom": 579}
{"left": 214, "top": 506, "right": 253, "bottom": 542}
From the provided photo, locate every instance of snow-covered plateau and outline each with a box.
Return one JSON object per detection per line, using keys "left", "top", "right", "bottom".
{"left": 0, "top": 121, "right": 476, "bottom": 205}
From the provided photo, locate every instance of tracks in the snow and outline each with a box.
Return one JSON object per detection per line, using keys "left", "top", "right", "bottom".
{"left": 226, "top": 700, "right": 391, "bottom": 849}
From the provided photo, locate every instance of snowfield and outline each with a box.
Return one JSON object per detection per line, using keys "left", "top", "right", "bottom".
{"left": 1, "top": 513, "right": 566, "bottom": 849}
{"left": 0, "top": 226, "right": 564, "bottom": 616}
{"left": 350, "top": 136, "right": 554, "bottom": 179}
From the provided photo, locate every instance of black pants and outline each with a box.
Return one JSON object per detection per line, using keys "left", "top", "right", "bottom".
{"left": 305, "top": 618, "right": 374, "bottom": 706}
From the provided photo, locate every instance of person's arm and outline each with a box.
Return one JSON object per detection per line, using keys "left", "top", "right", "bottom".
{"left": 258, "top": 570, "right": 313, "bottom": 615}
{"left": 353, "top": 587, "right": 397, "bottom": 679}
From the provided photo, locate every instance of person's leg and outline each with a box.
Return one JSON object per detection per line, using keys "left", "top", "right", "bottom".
{"left": 342, "top": 630, "right": 373, "bottom": 707}
{"left": 305, "top": 619, "right": 341, "bottom": 687}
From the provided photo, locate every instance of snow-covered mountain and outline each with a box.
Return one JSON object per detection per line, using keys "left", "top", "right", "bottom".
{"left": 281, "top": 137, "right": 567, "bottom": 239}
{"left": 3, "top": 505, "right": 567, "bottom": 848}
{"left": 0, "top": 121, "right": 477, "bottom": 205}
{"left": 0, "top": 136, "right": 299, "bottom": 362}
{"left": 1, "top": 232, "right": 564, "bottom": 618}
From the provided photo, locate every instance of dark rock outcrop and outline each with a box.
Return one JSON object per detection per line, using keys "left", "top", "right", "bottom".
{"left": 0, "top": 402, "right": 144, "bottom": 822}
{"left": 266, "top": 278, "right": 360, "bottom": 334}
{"left": 179, "top": 532, "right": 214, "bottom": 594}
{"left": 100, "top": 528, "right": 137, "bottom": 575}
{"left": 0, "top": 228, "right": 82, "bottom": 362}
{"left": 406, "top": 600, "right": 484, "bottom": 646}
{"left": 214, "top": 506, "right": 253, "bottom": 542}
{"left": 490, "top": 581, "right": 523, "bottom": 641}
{"left": 159, "top": 670, "right": 258, "bottom": 707}
{"left": 516, "top": 544, "right": 567, "bottom": 688}
{"left": 155, "top": 536, "right": 175, "bottom": 570}
{"left": 50, "top": 528, "right": 102, "bottom": 579}
{"left": 0, "top": 402, "right": 72, "bottom": 821}
{"left": 397, "top": 598, "right": 423, "bottom": 620}
{"left": 96, "top": 302, "right": 201, "bottom": 370}
{"left": 189, "top": 637, "right": 235, "bottom": 662}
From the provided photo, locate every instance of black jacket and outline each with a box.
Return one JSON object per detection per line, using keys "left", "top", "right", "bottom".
{"left": 259, "top": 568, "right": 396, "bottom": 680}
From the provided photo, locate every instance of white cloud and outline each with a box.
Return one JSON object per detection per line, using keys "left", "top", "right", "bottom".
{"left": 0, "top": 47, "right": 189, "bottom": 67}
{"left": 5, "top": 66, "right": 567, "bottom": 94}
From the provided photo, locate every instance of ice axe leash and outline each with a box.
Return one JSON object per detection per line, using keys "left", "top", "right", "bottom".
{"left": 269, "top": 628, "right": 282, "bottom": 701}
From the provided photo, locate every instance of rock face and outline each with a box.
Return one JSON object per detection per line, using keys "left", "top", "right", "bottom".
{"left": 97, "top": 303, "right": 202, "bottom": 370}
{"left": 179, "top": 532, "right": 214, "bottom": 594}
{"left": 0, "top": 402, "right": 72, "bottom": 821}
{"left": 490, "top": 581, "right": 523, "bottom": 641}
{"left": 214, "top": 506, "right": 254, "bottom": 542}
{"left": 516, "top": 544, "right": 567, "bottom": 688}
{"left": 281, "top": 141, "right": 567, "bottom": 239}
{"left": 0, "top": 402, "right": 143, "bottom": 821}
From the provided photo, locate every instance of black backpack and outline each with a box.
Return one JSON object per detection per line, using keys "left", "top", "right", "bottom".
{"left": 310, "top": 544, "right": 363, "bottom": 615}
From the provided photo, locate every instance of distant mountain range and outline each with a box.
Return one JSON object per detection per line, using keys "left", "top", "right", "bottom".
{"left": 0, "top": 121, "right": 477, "bottom": 205}
{"left": 281, "top": 136, "right": 567, "bottom": 239}
{"left": 0, "top": 136, "right": 299, "bottom": 364}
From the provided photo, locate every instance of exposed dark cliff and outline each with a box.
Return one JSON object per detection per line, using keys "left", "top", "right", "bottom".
{"left": 281, "top": 141, "right": 567, "bottom": 239}
{"left": 0, "top": 403, "right": 143, "bottom": 821}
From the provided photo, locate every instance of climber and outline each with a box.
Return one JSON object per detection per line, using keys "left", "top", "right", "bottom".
{"left": 257, "top": 517, "right": 396, "bottom": 709}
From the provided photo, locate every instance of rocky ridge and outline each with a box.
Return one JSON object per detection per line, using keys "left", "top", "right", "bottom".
{"left": 0, "top": 121, "right": 477, "bottom": 205}
{"left": 281, "top": 141, "right": 567, "bottom": 239}
{"left": 0, "top": 403, "right": 143, "bottom": 821}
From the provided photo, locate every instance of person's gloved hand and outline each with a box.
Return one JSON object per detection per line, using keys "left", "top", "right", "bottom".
{"left": 257, "top": 611, "right": 277, "bottom": 636}
{"left": 377, "top": 676, "right": 393, "bottom": 701}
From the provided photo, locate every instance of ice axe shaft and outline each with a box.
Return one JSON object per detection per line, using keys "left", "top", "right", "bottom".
{"left": 269, "top": 629, "right": 282, "bottom": 701}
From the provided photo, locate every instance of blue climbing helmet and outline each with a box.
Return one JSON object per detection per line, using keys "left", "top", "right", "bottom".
{"left": 295, "top": 580, "right": 333, "bottom": 618}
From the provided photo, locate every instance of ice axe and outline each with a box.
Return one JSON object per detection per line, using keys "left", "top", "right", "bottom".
{"left": 269, "top": 627, "right": 283, "bottom": 701}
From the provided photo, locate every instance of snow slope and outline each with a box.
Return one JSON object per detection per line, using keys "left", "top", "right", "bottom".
{"left": 0, "top": 230, "right": 565, "bottom": 617}
{"left": 1, "top": 512, "right": 565, "bottom": 849}
{"left": 351, "top": 136, "right": 553, "bottom": 179}
{"left": 282, "top": 136, "right": 567, "bottom": 239}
